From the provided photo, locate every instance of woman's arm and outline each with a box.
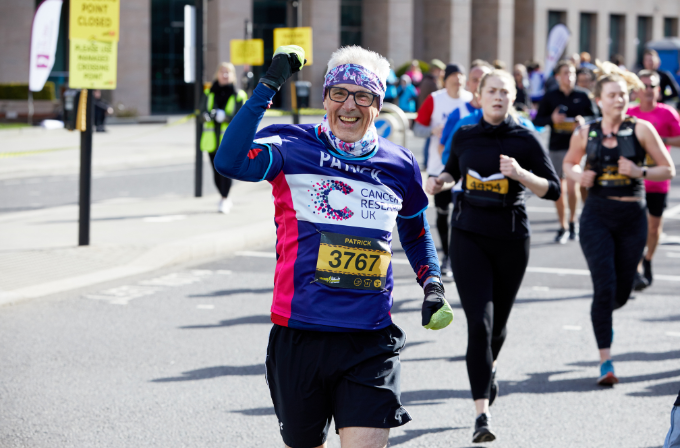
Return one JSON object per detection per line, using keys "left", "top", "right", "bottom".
{"left": 563, "top": 126, "right": 596, "bottom": 187}
{"left": 500, "top": 132, "right": 561, "bottom": 200}
{"left": 619, "top": 120, "right": 676, "bottom": 181}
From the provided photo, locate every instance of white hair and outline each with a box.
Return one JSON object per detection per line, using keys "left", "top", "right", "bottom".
{"left": 326, "top": 45, "right": 391, "bottom": 87}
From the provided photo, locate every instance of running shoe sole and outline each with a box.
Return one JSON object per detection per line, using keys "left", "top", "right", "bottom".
{"left": 597, "top": 371, "right": 619, "bottom": 386}
{"left": 472, "top": 428, "right": 496, "bottom": 443}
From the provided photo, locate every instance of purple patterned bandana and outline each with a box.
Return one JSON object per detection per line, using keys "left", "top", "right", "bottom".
{"left": 323, "top": 63, "right": 386, "bottom": 110}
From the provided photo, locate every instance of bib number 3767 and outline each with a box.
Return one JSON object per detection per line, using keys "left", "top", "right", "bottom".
{"left": 315, "top": 232, "right": 391, "bottom": 291}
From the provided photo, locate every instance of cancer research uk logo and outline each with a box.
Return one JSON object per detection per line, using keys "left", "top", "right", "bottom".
{"left": 309, "top": 179, "right": 354, "bottom": 220}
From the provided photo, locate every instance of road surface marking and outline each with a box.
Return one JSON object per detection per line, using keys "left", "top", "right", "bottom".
{"left": 234, "top": 252, "right": 680, "bottom": 282}
{"left": 666, "top": 332, "right": 680, "bottom": 338}
{"left": 563, "top": 325, "right": 582, "bottom": 331}
{"left": 197, "top": 304, "right": 215, "bottom": 310}
{"left": 142, "top": 215, "right": 187, "bottom": 223}
{"left": 533, "top": 286, "right": 550, "bottom": 291}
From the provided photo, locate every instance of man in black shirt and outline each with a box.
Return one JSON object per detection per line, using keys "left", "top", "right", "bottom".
{"left": 642, "top": 49, "right": 680, "bottom": 105}
{"left": 534, "top": 60, "right": 599, "bottom": 243}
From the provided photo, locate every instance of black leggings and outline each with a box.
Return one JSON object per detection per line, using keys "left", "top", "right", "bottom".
{"left": 208, "top": 150, "right": 233, "bottom": 198}
{"left": 450, "top": 227, "right": 530, "bottom": 400}
{"left": 579, "top": 195, "right": 647, "bottom": 349}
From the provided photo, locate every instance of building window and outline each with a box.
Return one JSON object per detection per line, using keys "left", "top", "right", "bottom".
{"left": 637, "top": 16, "right": 653, "bottom": 66}
{"left": 340, "top": 0, "right": 362, "bottom": 47}
{"left": 580, "top": 13, "right": 596, "bottom": 55}
{"left": 609, "top": 14, "right": 626, "bottom": 62}
{"left": 665, "top": 17, "right": 679, "bottom": 37}
{"left": 548, "top": 10, "right": 566, "bottom": 33}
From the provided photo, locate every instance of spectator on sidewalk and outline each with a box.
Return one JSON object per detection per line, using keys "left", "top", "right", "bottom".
{"left": 384, "top": 61, "right": 399, "bottom": 104}
{"left": 201, "top": 62, "right": 248, "bottom": 213}
{"left": 93, "top": 90, "right": 113, "bottom": 133}
{"left": 405, "top": 60, "right": 423, "bottom": 90}
{"left": 527, "top": 61, "right": 546, "bottom": 104}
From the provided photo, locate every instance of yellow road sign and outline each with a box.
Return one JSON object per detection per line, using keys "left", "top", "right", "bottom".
{"left": 70, "top": 0, "right": 120, "bottom": 42}
{"left": 230, "top": 39, "right": 265, "bottom": 66}
{"left": 69, "top": 39, "right": 117, "bottom": 89}
{"left": 273, "top": 27, "right": 313, "bottom": 65}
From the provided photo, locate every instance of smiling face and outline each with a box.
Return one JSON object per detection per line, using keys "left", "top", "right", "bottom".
{"left": 479, "top": 75, "right": 516, "bottom": 125}
{"left": 598, "top": 80, "right": 629, "bottom": 118}
{"left": 323, "top": 83, "right": 380, "bottom": 143}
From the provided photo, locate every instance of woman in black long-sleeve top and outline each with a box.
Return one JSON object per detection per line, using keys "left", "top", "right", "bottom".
{"left": 426, "top": 69, "right": 561, "bottom": 444}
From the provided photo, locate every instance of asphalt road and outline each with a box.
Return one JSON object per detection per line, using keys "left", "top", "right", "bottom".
{"left": 1, "top": 198, "right": 679, "bottom": 448}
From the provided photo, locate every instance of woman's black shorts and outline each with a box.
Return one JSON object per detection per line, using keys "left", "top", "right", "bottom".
{"left": 265, "top": 323, "right": 411, "bottom": 448}
{"left": 646, "top": 192, "right": 668, "bottom": 218}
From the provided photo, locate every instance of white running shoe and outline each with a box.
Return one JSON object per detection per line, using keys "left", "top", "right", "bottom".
{"left": 218, "top": 198, "right": 233, "bottom": 214}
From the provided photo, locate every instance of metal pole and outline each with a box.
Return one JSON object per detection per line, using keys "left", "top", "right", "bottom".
{"left": 291, "top": 0, "right": 301, "bottom": 125}
{"left": 194, "top": 0, "right": 204, "bottom": 197}
{"left": 78, "top": 89, "right": 93, "bottom": 246}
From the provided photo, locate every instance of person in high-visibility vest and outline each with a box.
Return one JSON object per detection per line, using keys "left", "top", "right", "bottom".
{"left": 201, "top": 62, "right": 248, "bottom": 213}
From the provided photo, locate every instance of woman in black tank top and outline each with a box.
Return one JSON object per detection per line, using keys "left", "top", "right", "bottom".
{"left": 563, "top": 64, "right": 675, "bottom": 386}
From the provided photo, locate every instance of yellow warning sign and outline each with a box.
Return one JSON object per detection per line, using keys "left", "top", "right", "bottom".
{"left": 273, "top": 27, "right": 313, "bottom": 65}
{"left": 69, "top": 39, "right": 118, "bottom": 89}
{"left": 230, "top": 39, "right": 265, "bottom": 66}
{"left": 69, "top": 0, "right": 120, "bottom": 42}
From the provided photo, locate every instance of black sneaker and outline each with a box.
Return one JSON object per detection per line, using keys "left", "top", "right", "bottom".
{"left": 642, "top": 258, "right": 652, "bottom": 286}
{"left": 632, "top": 271, "right": 649, "bottom": 291}
{"left": 472, "top": 413, "right": 496, "bottom": 443}
{"left": 489, "top": 368, "right": 499, "bottom": 406}
{"left": 568, "top": 222, "right": 579, "bottom": 241}
{"left": 554, "top": 228, "right": 568, "bottom": 244}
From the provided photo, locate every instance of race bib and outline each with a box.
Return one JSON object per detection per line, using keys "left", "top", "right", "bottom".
{"left": 315, "top": 232, "right": 391, "bottom": 291}
{"left": 466, "top": 170, "right": 509, "bottom": 194}
{"left": 597, "top": 165, "right": 631, "bottom": 187}
{"left": 553, "top": 120, "right": 578, "bottom": 133}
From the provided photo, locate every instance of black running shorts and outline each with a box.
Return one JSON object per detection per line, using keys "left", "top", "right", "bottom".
{"left": 646, "top": 192, "right": 667, "bottom": 218}
{"left": 265, "top": 324, "right": 411, "bottom": 448}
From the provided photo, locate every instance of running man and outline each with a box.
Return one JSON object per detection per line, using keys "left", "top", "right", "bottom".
{"left": 427, "top": 70, "right": 561, "bottom": 443}
{"left": 627, "top": 69, "right": 680, "bottom": 290}
{"left": 414, "top": 63, "right": 473, "bottom": 279}
{"left": 563, "top": 63, "right": 675, "bottom": 385}
{"left": 534, "top": 60, "right": 599, "bottom": 243}
{"left": 215, "top": 45, "right": 453, "bottom": 448}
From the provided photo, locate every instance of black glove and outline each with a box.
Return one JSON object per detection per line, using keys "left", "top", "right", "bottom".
{"left": 421, "top": 280, "right": 453, "bottom": 330}
{"left": 259, "top": 45, "right": 306, "bottom": 91}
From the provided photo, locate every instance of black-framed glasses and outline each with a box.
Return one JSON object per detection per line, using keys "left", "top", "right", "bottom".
{"left": 643, "top": 83, "right": 659, "bottom": 89}
{"left": 328, "top": 87, "right": 378, "bottom": 107}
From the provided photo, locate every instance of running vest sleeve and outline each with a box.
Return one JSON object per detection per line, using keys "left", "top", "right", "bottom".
{"left": 214, "top": 83, "right": 282, "bottom": 182}
{"left": 396, "top": 213, "right": 441, "bottom": 285}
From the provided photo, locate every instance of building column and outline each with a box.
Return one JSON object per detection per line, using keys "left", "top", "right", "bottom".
{"left": 497, "top": 0, "right": 515, "bottom": 66}
{"left": 213, "top": 0, "right": 252, "bottom": 88}
{"left": 114, "top": 0, "right": 151, "bottom": 116}
{"left": 596, "top": 10, "right": 609, "bottom": 63}
{"left": 450, "top": 0, "right": 472, "bottom": 67}
{"left": 0, "top": 2, "right": 33, "bottom": 83}
{"left": 566, "top": 6, "right": 580, "bottom": 58}
{"left": 652, "top": 12, "right": 664, "bottom": 41}
{"left": 363, "top": 0, "right": 414, "bottom": 68}
{"left": 513, "top": 0, "right": 535, "bottom": 65}
{"left": 625, "top": 12, "right": 636, "bottom": 69}
{"left": 302, "top": 0, "right": 341, "bottom": 108}
{"left": 470, "top": 0, "right": 500, "bottom": 63}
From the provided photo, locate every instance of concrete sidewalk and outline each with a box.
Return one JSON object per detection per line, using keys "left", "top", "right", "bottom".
{"left": 0, "top": 182, "right": 276, "bottom": 305}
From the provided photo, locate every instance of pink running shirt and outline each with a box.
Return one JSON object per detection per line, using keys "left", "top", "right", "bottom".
{"left": 627, "top": 103, "right": 680, "bottom": 193}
